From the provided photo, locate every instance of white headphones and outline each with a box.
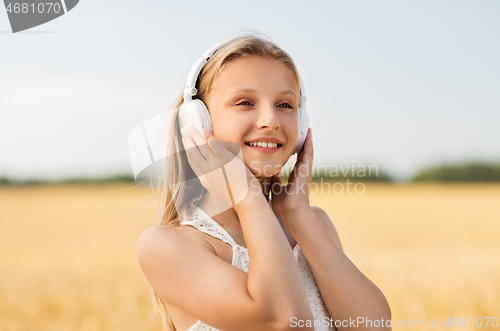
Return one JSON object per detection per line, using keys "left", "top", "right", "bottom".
{"left": 178, "top": 39, "right": 309, "bottom": 155}
{"left": 128, "top": 38, "right": 309, "bottom": 187}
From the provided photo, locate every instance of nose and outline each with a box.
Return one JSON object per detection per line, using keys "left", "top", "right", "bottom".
{"left": 255, "top": 104, "right": 281, "bottom": 131}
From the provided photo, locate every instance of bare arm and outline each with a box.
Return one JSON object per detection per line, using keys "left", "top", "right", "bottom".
{"left": 284, "top": 208, "right": 392, "bottom": 331}
{"left": 136, "top": 187, "right": 314, "bottom": 331}
{"left": 269, "top": 127, "right": 390, "bottom": 330}
{"left": 235, "top": 183, "right": 314, "bottom": 327}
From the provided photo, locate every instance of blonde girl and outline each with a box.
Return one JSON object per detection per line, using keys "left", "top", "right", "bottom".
{"left": 136, "top": 32, "right": 391, "bottom": 331}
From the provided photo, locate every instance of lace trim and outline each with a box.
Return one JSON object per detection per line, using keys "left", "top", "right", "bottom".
{"left": 195, "top": 207, "right": 242, "bottom": 248}
{"left": 180, "top": 207, "right": 249, "bottom": 271}
{"left": 180, "top": 209, "right": 234, "bottom": 247}
{"left": 294, "top": 245, "right": 335, "bottom": 330}
{"left": 186, "top": 320, "right": 209, "bottom": 331}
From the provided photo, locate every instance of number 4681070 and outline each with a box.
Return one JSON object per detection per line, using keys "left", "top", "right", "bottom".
{"left": 5, "top": 3, "right": 62, "bottom": 14}
{"left": 444, "top": 317, "right": 498, "bottom": 328}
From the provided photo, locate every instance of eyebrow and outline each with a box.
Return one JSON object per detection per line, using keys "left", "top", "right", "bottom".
{"left": 229, "top": 88, "right": 297, "bottom": 97}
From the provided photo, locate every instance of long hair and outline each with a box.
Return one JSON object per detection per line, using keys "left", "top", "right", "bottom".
{"left": 147, "top": 31, "right": 301, "bottom": 331}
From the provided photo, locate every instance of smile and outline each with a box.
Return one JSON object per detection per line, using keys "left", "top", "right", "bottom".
{"left": 245, "top": 141, "right": 282, "bottom": 153}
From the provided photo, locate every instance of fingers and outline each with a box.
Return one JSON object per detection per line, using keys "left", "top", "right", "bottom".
{"left": 304, "top": 127, "right": 314, "bottom": 162}
{"left": 296, "top": 128, "right": 313, "bottom": 164}
{"left": 181, "top": 126, "right": 206, "bottom": 174}
{"left": 296, "top": 128, "right": 314, "bottom": 174}
{"left": 203, "top": 129, "right": 235, "bottom": 160}
{"left": 286, "top": 128, "right": 313, "bottom": 186}
{"left": 181, "top": 126, "right": 196, "bottom": 150}
{"left": 303, "top": 128, "right": 314, "bottom": 177}
{"left": 182, "top": 126, "right": 212, "bottom": 162}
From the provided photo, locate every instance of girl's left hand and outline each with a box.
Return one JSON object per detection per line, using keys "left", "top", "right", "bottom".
{"left": 270, "top": 128, "right": 314, "bottom": 224}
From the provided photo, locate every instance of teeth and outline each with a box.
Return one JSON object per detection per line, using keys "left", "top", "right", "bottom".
{"left": 246, "top": 142, "right": 280, "bottom": 148}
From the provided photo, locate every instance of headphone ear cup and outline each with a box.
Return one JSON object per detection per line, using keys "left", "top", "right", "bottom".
{"left": 293, "top": 107, "right": 310, "bottom": 154}
{"left": 178, "top": 99, "right": 213, "bottom": 134}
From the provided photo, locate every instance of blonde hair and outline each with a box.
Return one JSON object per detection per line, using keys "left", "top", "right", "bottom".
{"left": 147, "top": 31, "right": 301, "bottom": 331}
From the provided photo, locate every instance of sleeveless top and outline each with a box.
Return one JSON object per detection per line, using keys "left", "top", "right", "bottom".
{"left": 178, "top": 201, "right": 336, "bottom": 331}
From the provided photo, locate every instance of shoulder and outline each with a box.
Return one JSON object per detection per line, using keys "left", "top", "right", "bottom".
{"left": 310, "top": 206, "right": 344, "bottom": 253}
{"left": 136, "top": 224, "right": 216, "bottom": 267}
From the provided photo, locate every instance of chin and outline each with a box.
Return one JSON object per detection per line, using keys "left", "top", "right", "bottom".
{"left": 242, "top": 148, "right": 290, "bottom": 177}
{"left": 247, "top": 163, "right": 282, "bottom": 178}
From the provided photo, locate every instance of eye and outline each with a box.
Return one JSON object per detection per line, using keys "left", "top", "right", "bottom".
{"left": 277, "top": 102, "right": 293, "bottom": 109}
{"left": 237, "top": 101, "right": 253, "bottom": 106}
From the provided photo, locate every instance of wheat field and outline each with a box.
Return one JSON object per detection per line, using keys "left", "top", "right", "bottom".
{"left": 0, "top": 183, "right": 499, "bottom": 330}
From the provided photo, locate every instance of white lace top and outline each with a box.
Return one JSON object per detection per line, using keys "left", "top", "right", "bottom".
{"left": 179, "top": 202, "right": 335, "bottom": 331}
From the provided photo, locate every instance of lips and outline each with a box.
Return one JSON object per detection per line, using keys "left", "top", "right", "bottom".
{"left": 244, "top": 140, "right": 283, "bottom": 155}
{"left": 245, "top": 137, "right": 283, "bottom": 146}
{"left": 245, "top": 142, "right": 282, "bottom": 148}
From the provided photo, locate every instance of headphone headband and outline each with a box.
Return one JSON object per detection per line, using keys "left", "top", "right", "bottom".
{"left": 183, "top": 39, "right": 307, "bottom": 109}
{"left": 183, "top": 40, "right": 226, "bottom": 102}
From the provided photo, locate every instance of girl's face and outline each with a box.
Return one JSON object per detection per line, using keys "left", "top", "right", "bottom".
{"left": 205, "top": 57, "right": 299, "bottom": 179}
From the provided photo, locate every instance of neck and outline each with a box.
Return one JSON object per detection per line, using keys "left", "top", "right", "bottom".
{"left": 198, "top": 176, "right": 272, "bottom": 226}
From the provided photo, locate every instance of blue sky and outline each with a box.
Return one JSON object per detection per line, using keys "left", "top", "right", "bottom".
{"left": 1, "top": 0, "right": 499, "bottom": 181}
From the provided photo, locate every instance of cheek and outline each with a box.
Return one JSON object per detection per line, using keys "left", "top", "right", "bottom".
{"left": 279, "top": 115, "right": 298, "bottom": 158}
{"left": 282, "top": 114, "right": 298, "bottom": 142}
{"left": 212, "top": 113, "right": 250, "bottom": 138}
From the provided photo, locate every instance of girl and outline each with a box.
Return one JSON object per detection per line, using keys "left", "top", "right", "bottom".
{"left": 136, "top": 33, "right": 391, "bottom": 331}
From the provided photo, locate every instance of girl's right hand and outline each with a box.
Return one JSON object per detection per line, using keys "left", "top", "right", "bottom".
{"left": 181, "top": 125, "right": 260, "bottom": 209}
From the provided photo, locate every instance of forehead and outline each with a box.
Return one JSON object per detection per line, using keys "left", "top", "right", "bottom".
{"left": 211, "top": 57, "right": 299, "bottom": 95}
